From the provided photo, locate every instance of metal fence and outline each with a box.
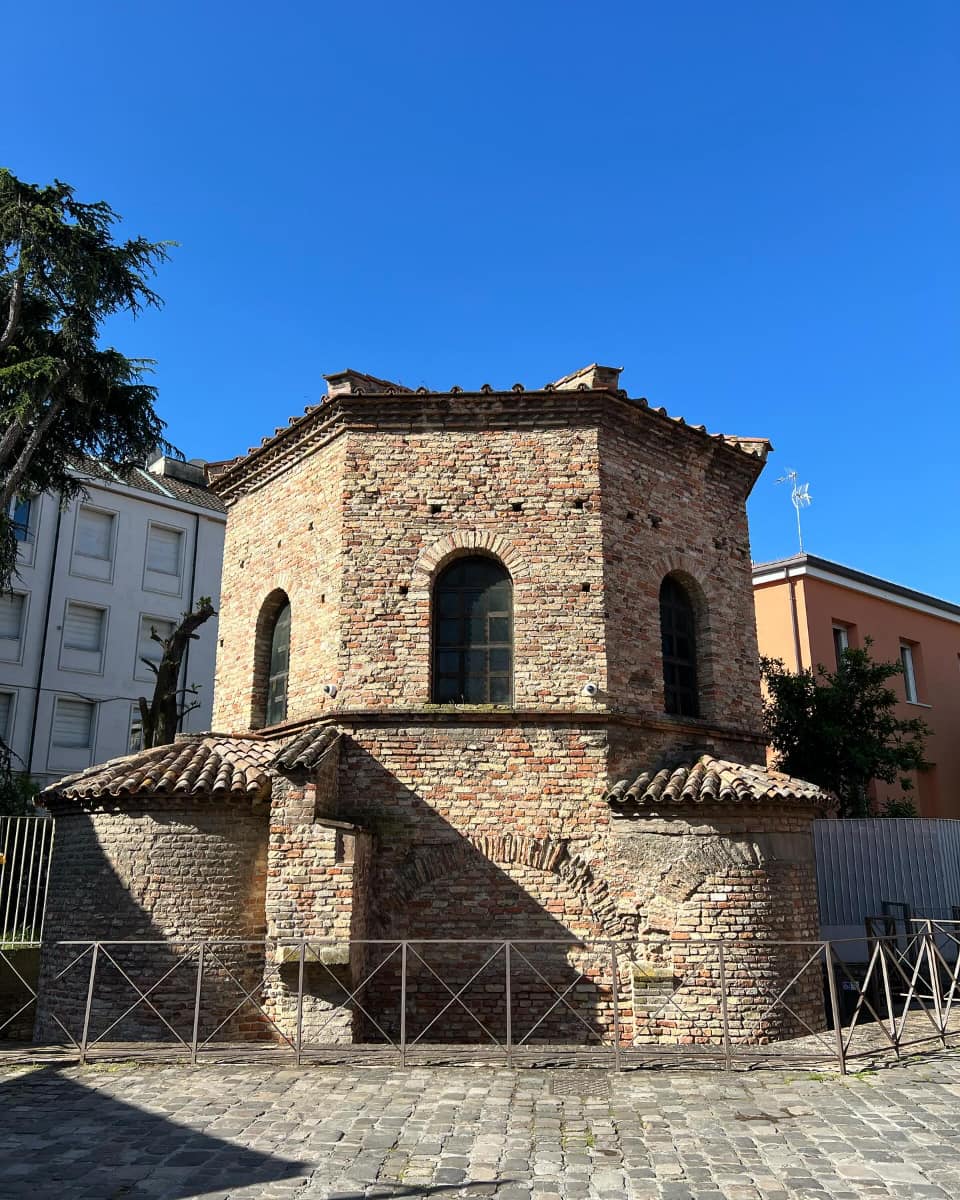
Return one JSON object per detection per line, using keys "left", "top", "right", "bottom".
{"left": 0, "top": 816, "right": 54, "bottom": 946}
{"left": 2, "top": 924, "right": 959, "bottom": 1071}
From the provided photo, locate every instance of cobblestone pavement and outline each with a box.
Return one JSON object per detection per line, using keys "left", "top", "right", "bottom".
{"left": 2, "top": 1054, "right": 959, "bottom": 1199}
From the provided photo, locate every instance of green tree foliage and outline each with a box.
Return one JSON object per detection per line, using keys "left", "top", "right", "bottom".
{"left": 0, "top": 738, "right": 37, "bottom": 816}
{"left": 138, "top": 598, "right": 217, "bottom": 749}
{"left": 760, "top": 641, "right": 930, "bottom": 818}
{"left": 0, "top": 167, "right": 173, "bottom": 588}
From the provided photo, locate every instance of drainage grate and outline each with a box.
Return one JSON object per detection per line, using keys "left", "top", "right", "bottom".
{"left": 550, "top": 1071, "right": 612, "bottom": 1099}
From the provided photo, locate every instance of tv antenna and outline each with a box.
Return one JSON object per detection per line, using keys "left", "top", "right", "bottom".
{"left": 777, "top": 469, "right": 812, "bottom": 553}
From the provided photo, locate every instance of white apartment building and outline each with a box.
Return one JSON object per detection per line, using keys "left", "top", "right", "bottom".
{"left": 0, "top": 457, "right": 226, "bottom": 788}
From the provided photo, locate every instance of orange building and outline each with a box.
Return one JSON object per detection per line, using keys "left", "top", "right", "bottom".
{"left": 753, "top": 554, "right": 960, "bottom": 819}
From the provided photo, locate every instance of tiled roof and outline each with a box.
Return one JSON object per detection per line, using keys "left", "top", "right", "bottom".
{"left": 272, "top": 725, "right": 340, "bottom": 771}
{"left": 73, "top": 461, "right": 227, "bottom": 514}
{"left": 605, "top": 755, "right": 828, "bottom": 813}
{"left": 41, "top": 724, "right": 344, "bottom": 805}
{"left": 42, "top": 735, "right": 276, "bottom": 803}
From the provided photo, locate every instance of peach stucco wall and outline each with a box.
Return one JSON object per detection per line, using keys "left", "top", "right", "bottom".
{"left": 754, "top": 573, "right": 960, "bottom": 819}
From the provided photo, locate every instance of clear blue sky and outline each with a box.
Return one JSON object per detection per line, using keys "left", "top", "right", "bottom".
{"left": 7, "top": 2, "right": 958, "bottom": 597}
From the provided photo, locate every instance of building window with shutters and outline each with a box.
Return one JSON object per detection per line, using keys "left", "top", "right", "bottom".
{"left": 50, "top": 697, "right": 97, "bottom": 770}
{"left": 144, "top": 522, "right": 185, "bottom": 595}
{"left": 432, "top": 556, "right": 513, "bottom": 704}
{"left": 135, "top": 614, "right": 176, "bottom": 681}
{"left": 59, "top": 601, "right": 108, "bottom": 674}
{"left": 0, "top": 592, "right": 27, "bottom": 664}
{"left": 0, "top": 690, "right": 15, "bottom": 742}
{"left": 660, "top": 575, "right": 700, "bottom": 718}
{"left": 71, "top": 505, "right": 116, "bottom": 582}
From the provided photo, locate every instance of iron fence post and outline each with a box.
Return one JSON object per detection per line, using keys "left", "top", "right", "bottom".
{"left": 876, "top": 937, "right": 899, "bottom": 1056}
{"left": 295, "top": 940, "right": 305, "bottom": 1067}
{"left": 610, "top": 944, "right": 621, "bottom": 1072}
{"left": 399, "top": 941, "right": 407, "bottom": 1069}
{"left": 824, "top": 941, "right": 846, "bottom": 1075}
{"left": 79, "top": 942, "right": 99, "bottom": 1066}
{"left": 924, "top": 920, "right": 947, "bottom": 1046}
{"left": 718, "top": 943, "right": 733, "bottom": 1071}
{"left": 505, "top": 942, "right": 513, "bottom": 1069}
{"left": 190, "top": 942, "right": 205, "bottom": 1065}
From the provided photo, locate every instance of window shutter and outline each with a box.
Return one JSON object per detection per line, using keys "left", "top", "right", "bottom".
{"left": 0, "top": 593, "right": 25, "bottom": 640}
{"left": 53, "top": 699, "right": 94, "bottom": 748}
{"left": 76, "top": 508, "right": 114, "bottom": 559}
{"left": 147, "top": 526, "right": 183, "bottom": 575}
{"left": 0, "top": 693, "right": 11, "bottom": 737}
{"left": 138, "top": 616, "right": 175, "bottom": 665}
{"left": 63, "top": 603, "right": 104, "bottom": 652}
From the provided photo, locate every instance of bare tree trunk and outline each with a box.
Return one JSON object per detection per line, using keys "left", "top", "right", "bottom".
{"left": 139, "top": 600, "right": 216, "bottom": 749}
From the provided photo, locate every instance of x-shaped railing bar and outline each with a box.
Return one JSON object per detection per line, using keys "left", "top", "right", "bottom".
{"left": 88, "top": 945, "right": 197, "bottom": 1049}
{"left": 836, "top": 942, "right": 901, "bottom": 1055}
{"left": 510, "top": 946, "right": 606, "bottom": 1046}
{"left": 926, "top": 936, "right": 960, "bottom": 1028}
{"left": 747, "top": 945, "right": 842, "bottom": 1055}
{"left": 198, "top": 946, "right": 295, "bottom": 1050}
{"left": 0, "top": 947, "right": 38, "bottom": 1035}
{"left": 880, "top": 936, "right": 946, "bottom": 1043}
{"left": 294, "top": 943, "right": 401, "bottom": 1048}
{"left": 407, "top": 943, "right": 506, "bottom": 1048}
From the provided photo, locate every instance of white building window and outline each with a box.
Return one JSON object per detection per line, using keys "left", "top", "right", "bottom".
{"left": 72, "top": 506, "right": 116, "bottom": 581}
{"left": 135, "top": 614, "right": 175, "bottom": 680}
{"left": 11, "top": 497, "right": 35, "bottom": 544}
{"left": 128, "top": 704, "right": 144, "bottom": 754}
{"left": 900, "top": 643, "right": 919, "bottom": 703}
{"left": 52, "top": 698, "right": 95, "bottom": 749}
{"left": 0, "top": 690, "right": 14, "bottom": 741}
{"left": 144, "top": 524, "right": 185, "bottom": 594}
{"left": 60, "top": 601, "right": 107, "bottom": 673}
{"left": 0, "top": 592, "right": 26, "bottom": 662}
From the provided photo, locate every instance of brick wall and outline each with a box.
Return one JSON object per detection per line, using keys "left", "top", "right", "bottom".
{"left": 36, "top": 798, "right": 268, "bottom": 1043}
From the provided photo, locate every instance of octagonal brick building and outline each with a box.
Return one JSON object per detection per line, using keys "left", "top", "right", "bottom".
{"left": 39, "top": 363, "right": 829, "bottom": 1048}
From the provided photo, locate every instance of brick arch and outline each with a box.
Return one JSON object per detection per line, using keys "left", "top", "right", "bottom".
{"left": 649, "top": 553, "right": 717, "bottom": 722}
{"left": 408, "top": 532, "right": 529, "bottom": 600}
{"left": 250, "top": 588, "right": 290, "bottom": 729}
{"left": 376, "top": 833, "right": 635, "bottom": 942}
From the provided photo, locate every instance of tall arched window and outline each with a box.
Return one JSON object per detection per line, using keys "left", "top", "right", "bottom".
{"left": 660, "top": 575, "right": 699, "bottom": 717}
{"left": 432, "top": 556, "right": 512, "bottom": 703}
{"left": 266, "top": 602, "right": 291, "bottom": 725}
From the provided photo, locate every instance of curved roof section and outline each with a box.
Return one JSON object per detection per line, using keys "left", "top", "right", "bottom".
{"left": 41, "top": 725, "right": 343, "bottom": 805}
{"left": 605, "top": 754, "right": 829, "bottom": 814}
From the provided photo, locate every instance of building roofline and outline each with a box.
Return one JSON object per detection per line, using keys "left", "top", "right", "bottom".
{"left": 752, "top": 553, "right": 960, "bottom": 623}
{"left": 210, "top": 381, "right": 771, "bottom": 503}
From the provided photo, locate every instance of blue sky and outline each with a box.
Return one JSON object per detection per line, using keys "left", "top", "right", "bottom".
{"left": 7, "top": 2, "right": 958, "bottom": 597}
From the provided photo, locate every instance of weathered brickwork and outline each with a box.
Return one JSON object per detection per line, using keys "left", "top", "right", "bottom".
{"left": 36, "top": 798, "right": 268, "bottom": 1043}
{"left": 38, "top": 366, "right": 831, "bottom": 1050}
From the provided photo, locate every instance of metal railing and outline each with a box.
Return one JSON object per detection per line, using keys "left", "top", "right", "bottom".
{"left": 0, "top": 816, "right": 54, "bottom": 946}
{"left": 2, "top": 927, "right": 959, "bottom": 1070}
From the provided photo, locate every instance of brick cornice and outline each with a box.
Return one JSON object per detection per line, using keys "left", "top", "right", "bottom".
{"left": 212, "top": 390, "right": 767, "bottom": 506}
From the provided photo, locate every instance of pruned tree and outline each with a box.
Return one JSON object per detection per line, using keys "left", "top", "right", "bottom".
{"left": 761, "top": 639, "right": 930, "bottom": 818}
{"left": 138, "top": 599, "right": 217, "bottom": 749}
{"left": 0, "top": 167, "right": 174, "bottom": 588}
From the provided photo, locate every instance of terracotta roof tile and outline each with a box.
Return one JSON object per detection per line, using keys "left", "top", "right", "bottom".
{"left": 42, "top": 734, "right": 275, "bottom": 803}
{"left": 605, "top": 754, "right": 829, "bottom": 813}
{"left": 272, "top": 725, "right": 340, "bottom": 771}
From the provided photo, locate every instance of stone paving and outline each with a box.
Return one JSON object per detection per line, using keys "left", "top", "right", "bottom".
{"left": 2, "top": 1053, "right": 960, "bottom": 1199}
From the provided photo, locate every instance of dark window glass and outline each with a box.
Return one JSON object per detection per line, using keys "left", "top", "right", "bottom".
{"left": 12, "top": 498, "right": 32, "bottom": 544}
{"left": 266, "top": 602, "right": 291, "bottom": 725}
{"left": 432, "top": 556, "right": 513, "bottom": 704}
{"left": 660, "top": 576, "right": 699, "bottom": 717}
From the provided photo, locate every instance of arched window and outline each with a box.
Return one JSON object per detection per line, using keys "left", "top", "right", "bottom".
{"left": 252, "top": 589, "right": 291, "bottom": 728}
{"left": 265, "top": 602, "right": 291, "bottom": 725}
{"left": 660, "top": 576, "right": 699, "bottom": 717}
{"left": 432, "top": 556, "right": 512, "bottom": 703}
